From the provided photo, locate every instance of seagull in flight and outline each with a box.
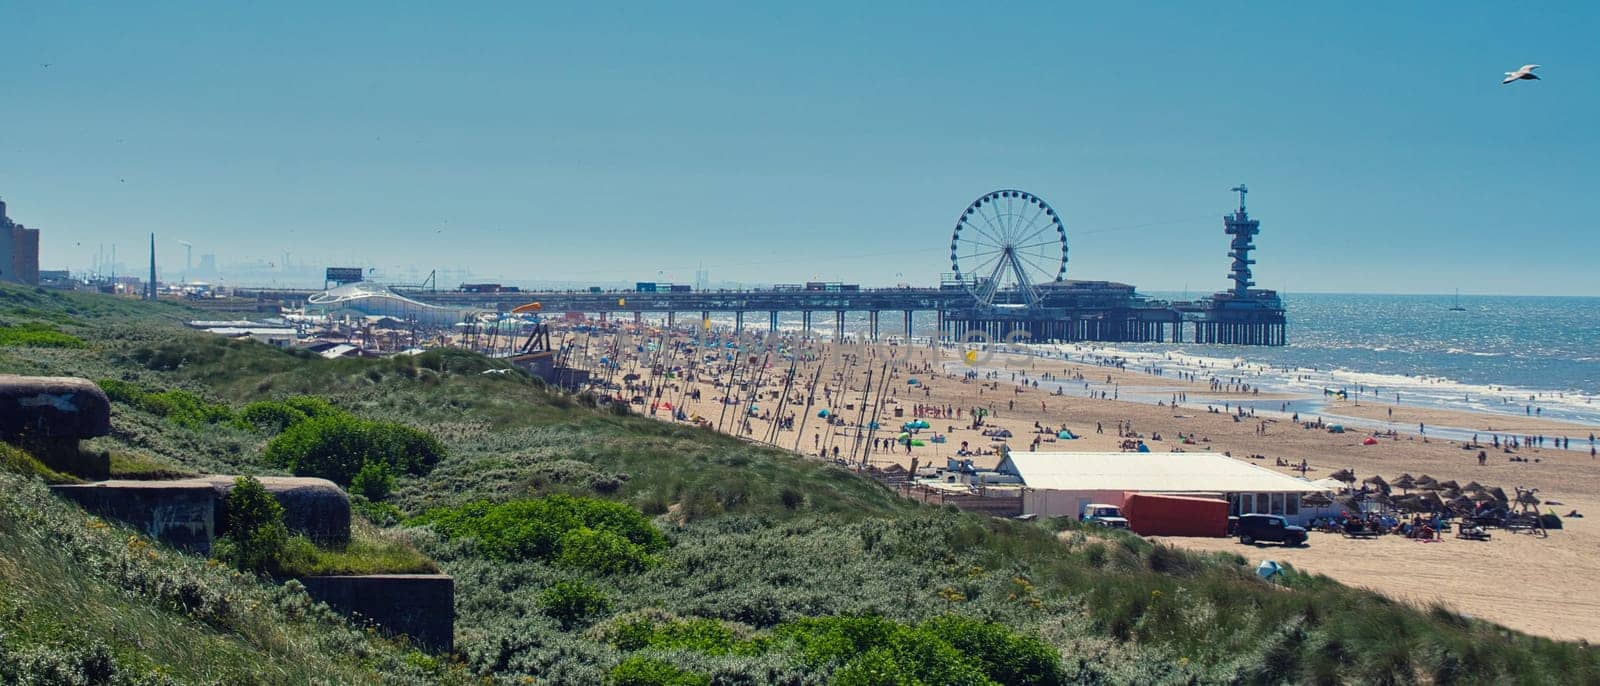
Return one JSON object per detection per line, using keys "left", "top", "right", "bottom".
{"left": 1502, "top": 64, "right": 1540, "bottom": 84}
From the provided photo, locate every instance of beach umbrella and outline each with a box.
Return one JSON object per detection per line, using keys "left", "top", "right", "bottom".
{"left": 1417, "top": 491, "right": 1445, "bottom": 512}
{"left": 1302, "top": 492, "right": 1334, "bottom": 507}
{"left": 1437, "top": 480, "right": 1460, "bottom": 491}
{"left": 1363, "top": 475, "right": 1390, "bottom": 493}
{"left": 818, "top": 409, "right": 831, "bottom": 418}
{"left": 1328, "top": 468, "right": 1356, "bottom": 485}
{"left": 1470, "top": 491, "right": 1496, "bottom": 503}
{"left": 1416, "top": 475, "right": 1440, "bottom": 490}
{"left": 1463, "top": 481, "right": 1485, "bottom": 493}
{"left": 1489, "top": 486, "right": 1509, "bottom": 503}
{"left": 1393, "top": 495, "right": 1427, "bottom": 513}
{"left": 1447, "top": 495, "right": 1475, "bottom": 513}
{"left": 1392, "top": 474, "right": 1417, "bottom": 494}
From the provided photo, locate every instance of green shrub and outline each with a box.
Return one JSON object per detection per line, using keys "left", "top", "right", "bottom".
{"left": 608, "top": 657, "right": 708, "bottom": 686}
{"left": 598, "top": 614, "right": 758, "bottom": 656}
{"left": 262, "top": 413, "right": 444, "bottom": 486}
{"left": 350, "top": 461, "right": 396, "bottom": 501}
{"left": 413, "top": 494, "right": 664, "bottom": 571}
{"left": 238, "top": 400, "right": 309, "bottom": 434}
{"left": 539, "top": 580, "right": 612, "bottom": 629}
{"left": 95, "top": 378, "right": 147, "bottom": 405}
{"left": 140, "top": 389, "right": 235, "bottom": 429}
{"left": 213, "top": 476, "right": 290, "bottom": 574}
{"left": 0, "top": 322, "right": 85, "bottom": 348}
{"left": 922, "top": 615, "right": 1064, "bottom": 686}
{"left": 556, "top": 527, "right": 656, "bottom": 574}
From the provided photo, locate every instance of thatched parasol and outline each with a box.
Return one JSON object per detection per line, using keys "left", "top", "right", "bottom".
{"left": 1417, "top": 475, "right": 1440, "bottom": 490}
{"left": 1393, "top": 495, "right": 1429, "bottom": 513}
{"left": 1447, "top": 495, "right": 1475, "bottom": 512}
{"left": 1392, "top": 474, "right": 1418, "bottom": 494}
{"left": 1489, "top": 486, "right": 1509, "bottom": 503}
{"left": 1470, "top": 490, "right": 1496, "bottom": 502}
{"left": 1463, "top": 481, "right": 1485, "bottom": 493}
{"left": 1302, "top": 492, "right": 1334, "bottom": 507}
{"left": 1329, "top": 468, "right": 1356, "bottom": 484}
{"left": 1363, "top": 475, "right": 1390, "bottom": 493}
{"left": 1417, "top": 491, "right": 1445, "bottom": 512}
{"left": 1437, "top": 479, "right": 1460, "bottom": 491}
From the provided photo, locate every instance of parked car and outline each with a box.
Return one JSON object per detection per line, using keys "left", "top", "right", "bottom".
{"left": 1236, "top": 513, "right": 1307, "bottom": 546}
{"left": 1081, "top": 503, "right": 1129, "bottom": 529}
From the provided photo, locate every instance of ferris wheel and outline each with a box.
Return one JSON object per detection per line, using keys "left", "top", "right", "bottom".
{"left": 949, "top": 190, "right": 1067, "bottom": 308}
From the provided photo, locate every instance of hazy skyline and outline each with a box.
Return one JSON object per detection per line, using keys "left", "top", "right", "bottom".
{"left": 3, "top": 3, "right": 1596, "bottom": 295}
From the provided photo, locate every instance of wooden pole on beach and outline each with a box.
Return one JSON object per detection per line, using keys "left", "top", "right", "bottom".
{"left": 860, "top": 361, "right": 892, "bottom": 468}
{"left": 791, "top": 354, "right": 828, "bottom": 454}
{"left": 848, "top": 366, "right": 875, "bottom": 467}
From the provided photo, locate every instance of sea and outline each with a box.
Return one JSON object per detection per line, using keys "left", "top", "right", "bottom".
{"left": 688, "top": 292, "right": 1600, "bottom": 438}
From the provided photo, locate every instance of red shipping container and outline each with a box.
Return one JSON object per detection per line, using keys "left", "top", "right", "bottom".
{"left": 1122, "top": 494, "right": 1229, "bottom": 537}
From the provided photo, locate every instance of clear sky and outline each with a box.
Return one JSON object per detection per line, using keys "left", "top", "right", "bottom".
{"left": 3, "top": 2, "right": 1595, "bottom": 295}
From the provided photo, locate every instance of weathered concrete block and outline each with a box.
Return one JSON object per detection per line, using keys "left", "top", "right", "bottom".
{"left": 0, "top": 375, "right": 112, "bottom": 440}
{"left": 301, "top": 574, "right": 454, "bottom": 653}
{"left": 51, "top": 481, "right": 216, "bottom": 554}
{"left": 202, "top": 476, "right": 351, "bottom": 546}
{"left": 1, "top": 375, "right": 113, "bottom": 479}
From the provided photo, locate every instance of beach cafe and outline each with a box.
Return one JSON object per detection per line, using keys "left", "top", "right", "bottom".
{"left": 994, "top": 451, "right": 1330, "bottom": 526}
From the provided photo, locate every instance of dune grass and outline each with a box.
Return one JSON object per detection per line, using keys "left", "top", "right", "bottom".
{"left": 0, "top": 472, "right": 466, "bottom": 685}
{"left": 277, "top": 518, "right": 439, "bottom": 577}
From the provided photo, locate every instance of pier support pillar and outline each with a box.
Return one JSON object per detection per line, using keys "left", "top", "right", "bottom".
{"left": 868, "top": 311, "right": 879, "bottom": 341}
{"left": 667, "top": 311, "right": 675, "bottom": 328}
{"left": 770, "top": 311, "right": 778, "bottom": 333}
{"left": 904, "top": 310, "right": 913, "bottom": 340}
{"left": 700, "top": 311, "right": 710, "bottom": 332}
{"left": 835, "top": 311, "right": 845, "bottom": 342}
{"left": 734, "top": 311, "right": 744, "bottom": 335}
{"left": 802, "top": 311, "right": 812, "bottom": 339}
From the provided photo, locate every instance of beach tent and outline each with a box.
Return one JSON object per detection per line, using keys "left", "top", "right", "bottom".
{"left": 910, "top": 419, "right": 930, "bottom": 429}
{"left": 1058, "top": 430, "right": 1077, "bottom": 440}
{"left": 1361, "top": 437, "right": 1378, "bottom": 445}
{"left": 818, "top": 409, "right": 831, "bottom": 418}
{"left": 1136, "top": 443, "right": 1151, "bottom": 453}
{"left": 907, "top": 378, "right": 920, "bottom": 385}
{"left": 1328, "top": 425, "right": 1345, "bottom": 433}
{"left": 1256, "top": 560, "right": 1285, "bottom": 581}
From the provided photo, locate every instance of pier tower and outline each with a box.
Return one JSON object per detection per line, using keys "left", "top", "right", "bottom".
{"left": 1224, "top": 184, "right": 1258, "bottom": 297}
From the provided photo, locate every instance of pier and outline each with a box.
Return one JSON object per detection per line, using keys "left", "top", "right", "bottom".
{"left": 246, "top": 188, "right": 1287, "bottom": 346}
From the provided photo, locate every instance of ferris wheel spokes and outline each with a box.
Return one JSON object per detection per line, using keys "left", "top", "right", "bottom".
{"left": 949, "top": 190, "right": 1069, "bottom": 309}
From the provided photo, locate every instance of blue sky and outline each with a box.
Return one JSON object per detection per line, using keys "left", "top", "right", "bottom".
{"left": 2, "top": 2, "right": 1595, "bottom": 294}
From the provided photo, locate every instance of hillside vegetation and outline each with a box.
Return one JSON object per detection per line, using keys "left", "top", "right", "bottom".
{"left": 2, "top": 283, "right": 1598, "bottom": 684}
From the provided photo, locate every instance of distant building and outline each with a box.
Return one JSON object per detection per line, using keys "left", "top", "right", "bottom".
{"left": 0, "top": 197, "right": 42, "bottom": 286}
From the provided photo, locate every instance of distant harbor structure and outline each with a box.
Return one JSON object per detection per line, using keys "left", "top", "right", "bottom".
{"left": 251, "top": 188, "right": 1287, "bottom": 346}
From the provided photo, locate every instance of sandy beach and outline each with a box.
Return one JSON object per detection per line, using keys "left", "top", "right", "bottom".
{"left": 563, "top": 324, "right": 1600, "bottom": 641}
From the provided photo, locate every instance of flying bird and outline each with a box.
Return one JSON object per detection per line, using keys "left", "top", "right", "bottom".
{"left": 1502, "top": 64, "right": 1540, "bottom": 84}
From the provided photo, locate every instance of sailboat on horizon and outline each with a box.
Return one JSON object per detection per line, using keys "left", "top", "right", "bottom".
{"left": 1449, "top": 289, "right": 1467, "bottom": 312}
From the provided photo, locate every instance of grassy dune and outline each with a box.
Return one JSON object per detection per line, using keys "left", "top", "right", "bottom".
{"left": 2, "top": 283, "right": 1598, "bottom": 684}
